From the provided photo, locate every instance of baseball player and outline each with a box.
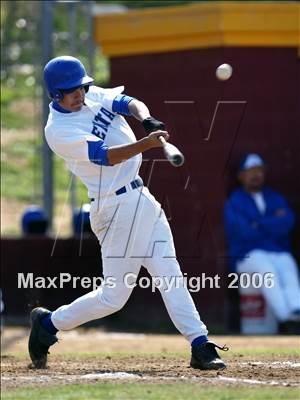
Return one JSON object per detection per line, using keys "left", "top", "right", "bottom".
{"left": 28, "top": 56, "right": 228, "bottom": 370}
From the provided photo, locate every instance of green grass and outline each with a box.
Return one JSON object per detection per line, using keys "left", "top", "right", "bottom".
{"left": 2, "top": 383, "right": 299, "bottom": 400}
{"left": 1, "top": 80, "right": 36, "bottom": 130}
{"left": 1, "top": 129, "right": 89, "bottom": 235}
{"left": 1, "top": 135, "right": 87, "bottom": 204}
{"left": 5, "top": 345, "right": 300, "bottom": 362}
{"left": 229, "top": 348, "right": 300, "bottom": 357}
{"left": 1, "top": 137, "right": 41, "bottom": 201}
{"left": 1, "top": 107, "right": 33, "bottom": 130}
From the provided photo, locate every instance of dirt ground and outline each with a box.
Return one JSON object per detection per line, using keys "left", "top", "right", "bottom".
{"left": 1, "top": 328, "right": 300, "bottom": 389}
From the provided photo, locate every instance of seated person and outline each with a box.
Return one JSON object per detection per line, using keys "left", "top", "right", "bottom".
{"left": 224, "top": 153, "right": 300, "bottom": 324}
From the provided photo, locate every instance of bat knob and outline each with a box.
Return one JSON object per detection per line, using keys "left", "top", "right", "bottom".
{"left": 171, "top": 154, "right": 185, "bottom": 167}
{"left": 158, "top": 136, "right": 185, "bottom": 167}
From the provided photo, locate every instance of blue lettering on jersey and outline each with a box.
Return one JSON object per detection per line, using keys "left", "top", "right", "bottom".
{"left": 101, "top": 107, "right": 115, "bottom": 121}
{"left": 91, "top": 107, "right": 115, "bottom": 140}
{"left": 92, "top": 125, "right": 105, "bottom": 139}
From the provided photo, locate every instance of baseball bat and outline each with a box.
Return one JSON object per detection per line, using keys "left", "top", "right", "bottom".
{"left": 158, "top": 136, "right": 185, "bottom": 167}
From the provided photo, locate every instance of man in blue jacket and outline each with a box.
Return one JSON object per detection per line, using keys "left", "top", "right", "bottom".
{"left": 224, "top": 153, "right": 300, "bottom": 323}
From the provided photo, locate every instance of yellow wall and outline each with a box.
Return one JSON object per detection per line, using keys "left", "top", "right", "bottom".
{"left": 94, "top": 2, "right": 300, "bottom": 57}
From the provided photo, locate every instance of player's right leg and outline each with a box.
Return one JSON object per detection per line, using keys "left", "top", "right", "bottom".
{"left": 28, "top": 254, "right": 141, "bottom": 369}
{"left": 28, "top": 187, "right": 157, "bottom": 367}
{"left": 39, "top": 190, "right": 149, "bottom": 330}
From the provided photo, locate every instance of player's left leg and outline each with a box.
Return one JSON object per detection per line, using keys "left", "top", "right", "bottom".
{"left": 143, "top": 212, "right": 208, "bottom": 342}
{"left": 141, "top": 190, "right": 227, "bottom": 369}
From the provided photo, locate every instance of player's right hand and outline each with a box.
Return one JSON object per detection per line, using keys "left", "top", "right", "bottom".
{"left": 146, "top": 130, "right": 169, "bottom": 148}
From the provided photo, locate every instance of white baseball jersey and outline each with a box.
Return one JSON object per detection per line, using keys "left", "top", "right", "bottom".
{"left": 46, "top": 85, "right": 208, "bottom": 343}
{"left": 45, "top": 85, "right": 142, "bottom": 198}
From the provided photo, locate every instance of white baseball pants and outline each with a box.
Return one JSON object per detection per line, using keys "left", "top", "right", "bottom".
{"left": 237, "top": 249, "right": 300, "bottom": 322}
{"left": 51, "top": 185, "right": 208, "bottom": 343}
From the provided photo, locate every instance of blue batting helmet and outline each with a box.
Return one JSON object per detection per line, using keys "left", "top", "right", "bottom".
{"left": 43, "top": 56, "right": 94, "bottom": 101}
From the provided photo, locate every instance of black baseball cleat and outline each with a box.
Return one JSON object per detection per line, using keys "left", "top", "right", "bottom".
{"left": 190, "top": 341, "right": 228, "bottom": 370}
{"left": 28, "top": 307, "right": 58, "bottom": 369}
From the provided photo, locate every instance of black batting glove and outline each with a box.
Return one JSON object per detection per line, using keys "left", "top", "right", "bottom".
{"left": 142, "top": 117, "right": 165, "bottom": 133}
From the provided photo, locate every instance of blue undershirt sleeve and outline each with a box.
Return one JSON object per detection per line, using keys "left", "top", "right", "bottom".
{"left": 112, "top": 94, "right": 135, "bottom": 116}
{"left": 87, "top": 140, "right": 110, "bottom": 166}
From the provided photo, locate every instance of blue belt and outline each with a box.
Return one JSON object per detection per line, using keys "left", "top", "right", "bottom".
{"left": 90, "top": 179, "right": 143, "bottom": 202}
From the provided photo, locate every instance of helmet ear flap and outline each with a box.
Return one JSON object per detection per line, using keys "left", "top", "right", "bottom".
{"left": 53, "top": 90, "right": 63, "bottom": 102}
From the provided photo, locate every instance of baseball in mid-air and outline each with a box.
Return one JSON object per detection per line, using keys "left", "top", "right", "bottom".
{"left": 216, "top": 63, "right": 233, "bottom": 81}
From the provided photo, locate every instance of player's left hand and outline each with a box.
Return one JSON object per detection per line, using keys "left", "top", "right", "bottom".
{"left": 146, "top": 130, "right": 169, "bottom": 148}
{"left": 142, "top": 117, "right": 165, "bottom": 133}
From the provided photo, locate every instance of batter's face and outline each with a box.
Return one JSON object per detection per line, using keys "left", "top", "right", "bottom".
{"left": 59, "top": 87, "right": 86, "bottom": 112}
{"left": 238, "top": 166, "right": 265, "bottom": 193}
